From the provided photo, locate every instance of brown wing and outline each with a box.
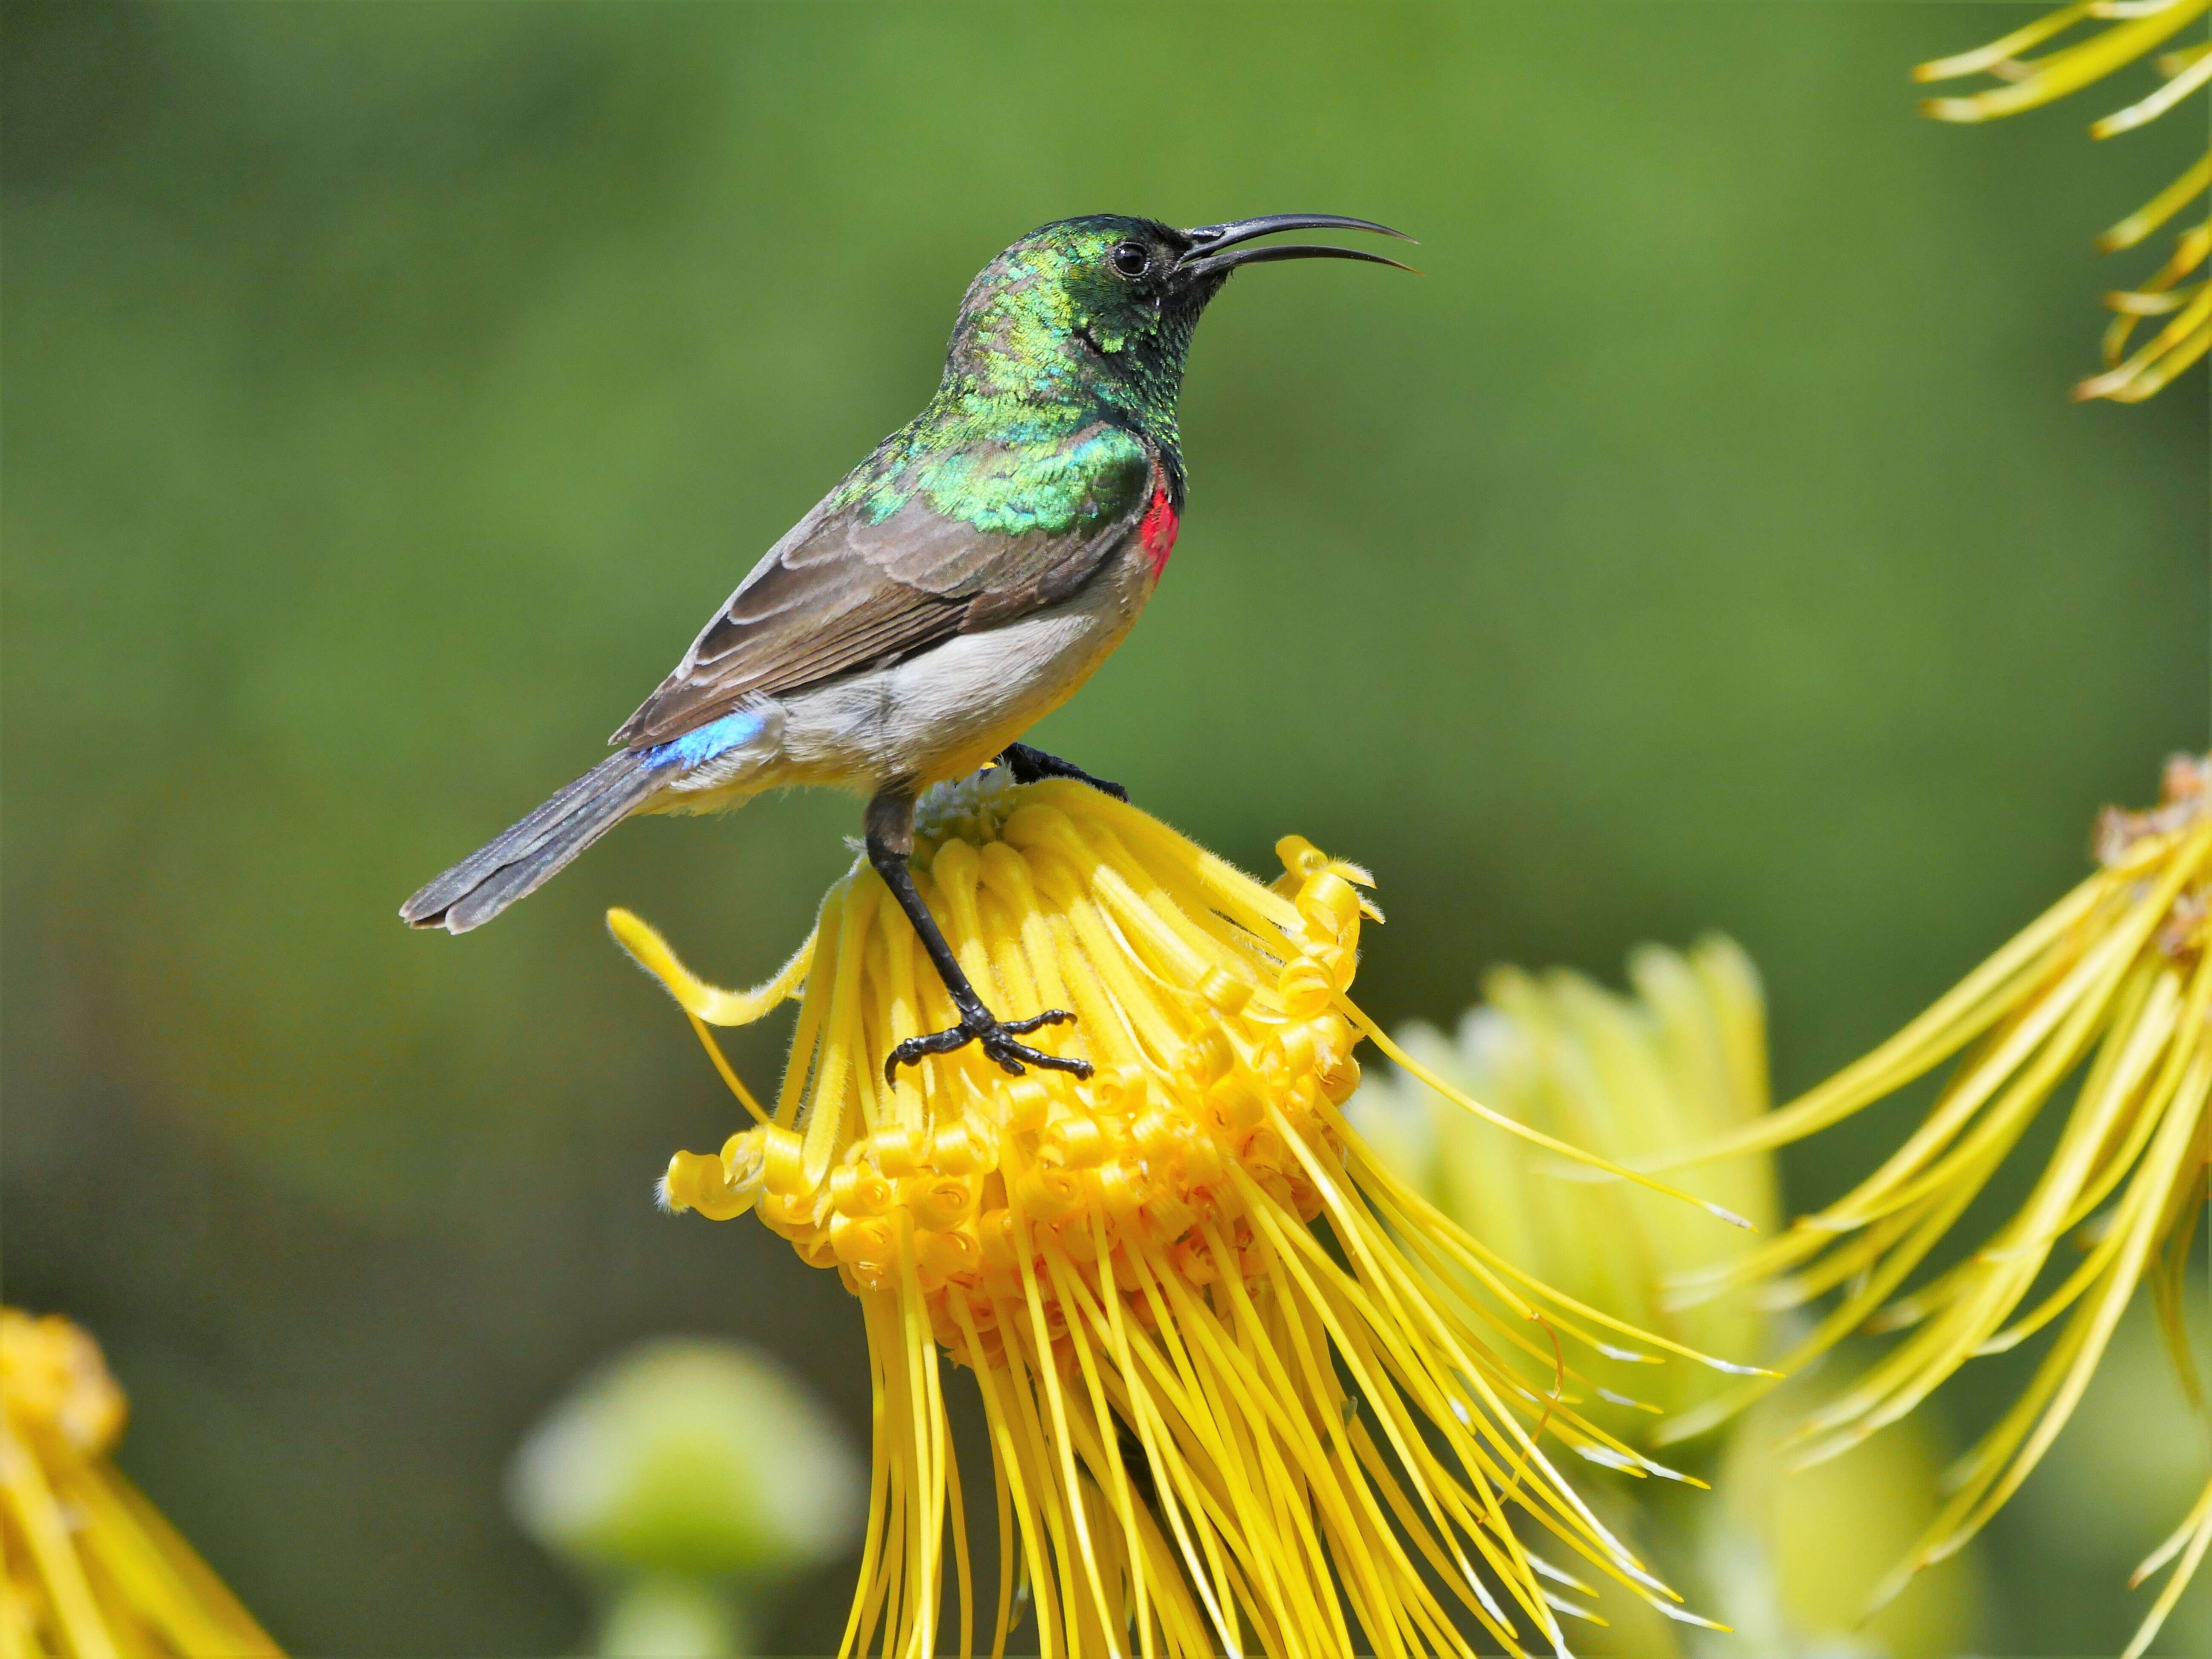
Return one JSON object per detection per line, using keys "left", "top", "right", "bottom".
{"left": 610, "top": 437, "right": 1155, "bottom": 749}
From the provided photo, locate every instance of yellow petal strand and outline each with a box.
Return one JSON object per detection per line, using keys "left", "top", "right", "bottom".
{"left": 1084, "top": 1216, "right": 1228, "bottom": 1650}
{"left": 806, "top": 877, "right": 875, "bottom": 1188}
{"left": 1914, "top": 1, "right": 2098, "bottom": 83}
{"left": 77, "top": 1467, "right": 281, "bottom": 1656}
{"left": 1657, "top": 1180, "right": 1989, "bottom": 1447}
{"left": 1330, "top": 1105, "right": 1763, "bottom": 1380}
{"left": 1672, "top": 827, "right": 2212, "bottom": 1176}
{"left": 777, "top": 887, "right": 843, "bottom": 1126}
{"left": 2157, "top": 35, "right": 2212, "bottom": 73}
{"left": 1858, "top": 1051, "right": 2212, "bottom": 1592}
{"left": 1973, "top": 1052, "right": 2210, "bottom": 1511}
{"left": 1649, "top": 867, "right": 2114, "bottom": 1167}
{"left": 681, "top": 1013, "right": 771, "bottom": 1126}
{"left": 2078, "top": 279, "right": 2212, "bottom": 398}
{"left": 1810, "top": 917, "right": 2141, "bottom": 1232}
{"left": 1922, "top": 0, "right": 2210, "bottom": 122}
{"left": 0, "top": 1426, "right": 120, "bottom": 1659}
{"left": 2125, "top": 1472, "right": 2212, "bottom": 1657}
{"left": 1918, "top": 3, "right": 2212, "bottom": 399}
{"left": 1350, "top": 1010, "right": 1755, "bottom": 1228}
{"left": 1984, "top": 963, "right": 2186, "bottom": 1265}
{"left": 2094, "top": 36, "right": 2212, "bottom": 132}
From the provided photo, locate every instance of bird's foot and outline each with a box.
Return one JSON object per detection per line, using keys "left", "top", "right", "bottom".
{"left": 998, "top": 742, "right": 1129, "bottom": 802}
{"left": 884, "top": 1007, "right": 1091, "bottom": 1083}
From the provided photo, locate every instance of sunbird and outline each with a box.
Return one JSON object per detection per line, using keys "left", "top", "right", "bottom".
{"left": 402, "top": 212, "right": 1410, "bottom": 1079}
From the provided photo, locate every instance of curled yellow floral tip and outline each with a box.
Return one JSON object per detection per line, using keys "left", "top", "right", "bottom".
{"left": 2077, "top": 260, "right": 2212, "bottom": 399}
{"left": 660, "top": 1131, "right": 768, "bottom": 1221}
{"left": 1272, "top": 834, "right": 1384, "bottom": 920}
{"left": 608, "top": 908, "right": 795, "bottom": 1124}
{"left": 606, "top": 906, "right": 813, "bottom": 1026}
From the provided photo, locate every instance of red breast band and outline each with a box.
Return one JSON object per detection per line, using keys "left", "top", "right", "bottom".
{"left": 1140, "top": 487, "right": 1179, "bottom": 579}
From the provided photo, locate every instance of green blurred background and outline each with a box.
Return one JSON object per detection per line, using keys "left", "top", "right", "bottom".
{"left": 3, "top": 3, "right": 2204, "bottom": 1653}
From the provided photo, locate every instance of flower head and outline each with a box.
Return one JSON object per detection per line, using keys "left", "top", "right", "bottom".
{"left": 1657, "top": 754, "right": 2212, "bottom": 1656}
{"left": 1916, "top": 0, "right": 2212, "bottom": 401}
{"left": 620, "top": 773, "right": 1750, "bottom": 1658}
{"left": 1, "top": 1307, "right": 281, "bottom": 1657}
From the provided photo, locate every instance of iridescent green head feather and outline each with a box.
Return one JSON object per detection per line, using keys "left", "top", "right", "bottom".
{"left": 946, "top": 215, "right": 1212, "bottom": 439}
{"left": 842, "top": 212, "right": 1411, "bottom": 532}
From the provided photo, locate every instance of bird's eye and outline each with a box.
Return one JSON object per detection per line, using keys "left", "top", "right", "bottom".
{"left": 1109, "top": 241, "right": 1151, "bottom": 278}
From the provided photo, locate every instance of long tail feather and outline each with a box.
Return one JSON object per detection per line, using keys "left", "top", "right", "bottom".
{"left": 401, "top": 752, "right": 661, "bottom": 934}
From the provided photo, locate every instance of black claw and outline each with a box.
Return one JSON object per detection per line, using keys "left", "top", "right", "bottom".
{"left": 865, "top": 809, "right": 1095, "bottom": 1088}
{"left": 885, "top": 1010, "right": 1092, "bottom": 1084}
{"left": 883, "top": 1027, "right": 973, "bottom": 1082}
{"left": 999, "top": 1008, "right": 1077, "bottom": 1036}
{"left": 999, "top": 743, "right": 1129, "bottom": 803}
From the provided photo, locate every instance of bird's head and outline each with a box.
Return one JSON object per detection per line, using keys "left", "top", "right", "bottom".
{"left": 941, "top": 212, "right": 1412, "bottom": 434}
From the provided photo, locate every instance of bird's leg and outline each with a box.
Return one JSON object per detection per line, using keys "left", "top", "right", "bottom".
{"left": 865, "top": 790, "right": 1092, "bottom": 1085}
{"left": 997, "top": 742, "right": 1129, "bottom": 802}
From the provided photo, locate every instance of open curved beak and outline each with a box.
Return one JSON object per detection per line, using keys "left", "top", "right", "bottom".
{"left": 1173, "top": 213, "right": 1417, "bottom": 281}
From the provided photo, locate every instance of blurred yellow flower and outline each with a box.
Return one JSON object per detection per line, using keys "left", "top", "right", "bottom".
{"left": 1348, "top": 937, "right": 1779, "bottom": 1433}
{"left": 1694, "top": 1360, "right": 1989, "bottom": 1659}
{"left": 1355, "top": 942, "right": 1988, "bottom": 1659}
{"left": 619, "top": 773, "right": 1751, "bottom": 1659}
{"left": 0, "top": 1308, "right": 280, "bottom": 1659}
{"left": 1658, "top": 754, "right": 2212, "bottom": 1656}
{"left": 1917, "top": 0, "right": 2212, "bottom": 401}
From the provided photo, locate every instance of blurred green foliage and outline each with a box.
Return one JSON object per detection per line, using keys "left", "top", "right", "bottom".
{"left": 3, "top": 3, "right": 2202, "bottom": 1653}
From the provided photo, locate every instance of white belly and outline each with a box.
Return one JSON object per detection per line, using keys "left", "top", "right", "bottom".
{"left": 770, "top": 565, "right": 1147, "bottom": 793}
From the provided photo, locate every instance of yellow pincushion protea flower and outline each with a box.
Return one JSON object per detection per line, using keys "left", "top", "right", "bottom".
{"left": 618, "top": 774, "right": 1752, "bottom": 1659}
{"left": 0, "top": 1308, "right": 280, "bottom": 1659}
{"left": 1656, "top": 754, "right": 2212, "bottom": 1656}
{"left": 1917, "top": 0, "right": 2212, "bottom": 401}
